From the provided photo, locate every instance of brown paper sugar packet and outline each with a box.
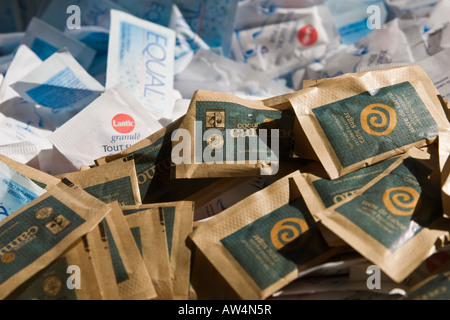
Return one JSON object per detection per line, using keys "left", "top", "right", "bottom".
{"left": 6, "top": 237, "right": 103, "bottom": 300}
{"left": 172, "top": 89, "right": 303, "bottom": 179}
{"left": 60, "top": 156, "right": 142, "bottom": 206}
{"left": 188, "top": 220, "right": 240, "bottom": 300}
{"left": 84, "top": 221, "right": 121, "bottom": 300}
{"left": 439, "top": 128, "right": 450, "bottom": 216}
{"left": 59, "top": 159, "right": 156, "bottom": 299}
{"left": 289, "top": 65, "right": 450, "bottom": 179}
{"left": 189, "top": 171, "right": 343, "bottom": 300}
{"left": 315, "top": 147, "right": 450, "bottom": 283}
{"left": 0, "top": 155, "right": 60, "bottom": 189}
{"left": 295, "top": 158, "right": 400, "bottom": 220}
{"left": 124, "top": 209, "right": 174, "bottom": 300}
{"left": 121, "top": 201, "right": 194, "bottom": 300}
{"left": 0, "top": 178, "right": 111, "bottom": 299}
{"left": 187, "top": 162, "right": 306, "bottom": 221}
{"left": 95, "top": 118, "right": 220, "bottom": 204}
{"left": 93, "top": 203, "right": 156, "bottom": 300}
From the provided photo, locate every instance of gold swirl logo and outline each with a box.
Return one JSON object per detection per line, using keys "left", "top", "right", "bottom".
{"left": 270, "top": 217, "right": 309, "bottom": 250}
{"left": 360, "top": 103, "right": 397, "bottom": 136}
{"left": 382, "top": 187, "right": 421, "bottom": 216}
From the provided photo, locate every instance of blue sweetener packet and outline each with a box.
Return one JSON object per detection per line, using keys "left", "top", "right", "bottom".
{"left": 21, "top": 17, "right": 96, "bottom": 70}
{"left": 10, "top": 48, "right": 104, "bottom": 111}
{"left": 106, "top": 10, "right": 176, "bottom": 119}
{"left": 0, "top": 160, "right": 46, "bottom": 222}
{"left": 110, "top": 0, "right": 173, "bottom": 27}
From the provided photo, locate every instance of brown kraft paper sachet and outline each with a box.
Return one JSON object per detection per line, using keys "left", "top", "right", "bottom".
{"left": 58, "top": 156, "right": 142, "bottom": 206}
{"left": 124, "top": 208, "right": 174, "bottom": 300}
{"left": 289, "top": 65, "right": 450, "bottom": 179}
{"left": 0, "top": 178, "right": 111, "bottom": 299}
{"left": 188, "top": 220, "right": 241, "bottom": 300}
{"left": 121, "top": 201, "right": 194, "bottom": 300}
{"left": 59, "top": 159, "right": 157, "bottom": 299}
{"left": 171, "top": 89, "right": 305, "bottom": 179}
{"left": 89, "top": 203, "right": 156, "bottom": 300}
{"left": 6, "top": 237, "right": 103, "bottom": 300}
{"left": 189, "top": 171, "right": 344, "bottom": 300}
{"left": 315, "top": 147, "right": 450, "bottom": 283}
{"left": 95, "top": 117, "right": 220, "bottom": 204}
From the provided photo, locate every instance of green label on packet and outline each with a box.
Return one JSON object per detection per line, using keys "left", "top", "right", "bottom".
{"left": 335, "top": 158, "right": 442, "bottom": 252}
{"left": 130, "top": 227, "right": 143, "bottom": 256}
{"left": 313, "top": 157, "right": 398, "bottom": 208}
{"left": 84, "top": 177, "right": 136, "bottom": 206}
{"left": 0, "top": 196, "right": 86, "bottom": 285}
{"left": 221, "top": 198, "right": 329, "bottom": 290}
{"left": 103, "top": 220, "right": 129, "bottom": 284}
{"left": 7, "top": 257, "right": 77, "bottom": 300}
{"left": 312, "top": 82, "right": 438, "bottom": 167}
{"left": 161, "top": 207, "right": 175, "bottom": 259}
{"left": 196, "top": 101, "right": 294, "bottom": 163}
{"left": 126, "top": 134, "right": 216, "bottom": 203}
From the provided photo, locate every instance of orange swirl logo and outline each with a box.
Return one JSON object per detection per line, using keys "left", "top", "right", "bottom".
{"left": 382, "top": 187, "right": 421, "bottom": 216}
{"left": 270, "top": 217, "right": 309, "bottom": 250}
{"left": 360, "top": 103, "right": 397, "bottom": 136}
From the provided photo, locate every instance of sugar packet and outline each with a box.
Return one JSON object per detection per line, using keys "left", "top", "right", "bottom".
{"left": 0, "top": 159, "right": 47, "bottom": 221}
{"left": 48, "top": 86, "right": 162, "bottom": 169}
{"left": 172, "top": 90, "right": 297, "bottom": 178}
{"left": 190, "top": 171, "right": 342, "bottom": 299}
{"left": 175, "top": 0, "right": 238, "bottom": 57}
{"left": 315, "top": 147, "right": 449, "bottom": 283}
{"left": 21, "top": 17, "right": 96, "bottom": 70}
{"left": 10, "top": 48, "right": 104, "bottom": 112}
{"left": 169, "top": 4, "right": 209, "bottom": 75}
{"left": 174, "top": 49, "right": 293, "bottom": 100}
{"left": 96, "top": 118, "right": 218, "bottom": 203}
{"left": 6, "top": 238, "right": 103, "bottom": 300}
{"left": 325, "top": 0, "right": 388, "bottom": 45}
{"left": 59, "top": 156, "right": 142, "bottom": 206}
{"left": 0, "top": 154, "right": 60, "bottom": 189}
{"left": 111, "top": 0, "right": 172, "bottom": 27}
{"left": 124, "top": 208, "right": 174, "bottom": 299}
{"left": 122, "top": 201, "right": 194, "bottom": 300}
{"left": 0, "top": 178, "right": 111, "bottom": 299}
{"left": 405, "top": 269, "right": 450, "bottom": 300}
{"left": 289, "top": 65, "right": 449, "bottom": 179}
{"left": 90, "top": 203, "right": 157, "bottom": 300}
{"left": 106, "top": 9, "right": 176, "bottom": 119}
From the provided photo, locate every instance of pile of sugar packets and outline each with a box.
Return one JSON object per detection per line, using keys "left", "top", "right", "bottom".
{"left": 0, "top": 0, "right": 450, "bottom": 301}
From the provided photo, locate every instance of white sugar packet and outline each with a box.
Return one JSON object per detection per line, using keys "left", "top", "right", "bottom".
{"left": 231, "top": 1, "right": 340, "bottom": 78}
{"left": 48, "top": 85, "right": 163, "bottom": 169}
{"left": 174, "top": 48, "right": 293, "bottom": 99}
{"left": 21, "top": 17, "right": 96, "bottom": 70}
{"left": 0, "top": 141, "right": 41, "bottom": 165}
{"left": 419, "top": 47, "right": 450, "bottom": 100}
{"left": 10, "top": 48, "right": 104, "bottom": 111}
{"left": 169, "top": 4, "right": 210, "bottom": 75}
{"left": 0, "top": 113, "right": 52, "bottom": 151}
{"left": 106, "top": 9, "right": 176, "bottom": 120}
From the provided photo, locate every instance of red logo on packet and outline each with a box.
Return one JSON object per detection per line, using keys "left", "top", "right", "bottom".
{"left": 112, "top": 114, "right": 135, "bottom": 133}
{"left": 298, "top": 25, "right": 318, "bottom": 46}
